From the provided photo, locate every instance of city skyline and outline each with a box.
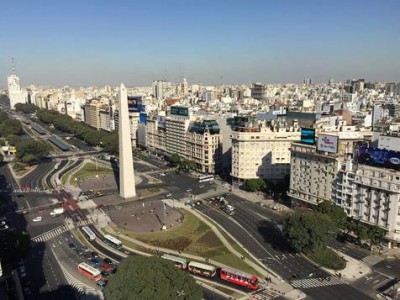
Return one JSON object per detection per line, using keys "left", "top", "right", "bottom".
{"left": 1, "top": 0, "right": 400, "bottom": 87}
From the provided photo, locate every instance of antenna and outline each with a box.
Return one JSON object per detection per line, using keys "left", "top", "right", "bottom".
{"left": 11, "top": 57, "right": 16, "bottom": 75}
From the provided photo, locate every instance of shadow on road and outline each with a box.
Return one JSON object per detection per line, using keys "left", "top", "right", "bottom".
{"left": 257, "top": 220, "right": 295, "bottom": 253}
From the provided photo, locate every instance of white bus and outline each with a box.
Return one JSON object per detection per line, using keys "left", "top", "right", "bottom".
{"left": 103, "top": 234, "right": 123, "bottom": 250}
{"left": 198, "top": 175, "right": 214, "bottom": 183}
{"left": 187, "top": 261, "right": 216, "bottom": 277}
{"left": 82, "top": 226, "right": 96, "bottom": 241}
{"left": 78, "top": 262, "right": 101, "bottom": 281}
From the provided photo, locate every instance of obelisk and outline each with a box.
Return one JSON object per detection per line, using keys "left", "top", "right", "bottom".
{"left": 118, "top": 83, "right": 136, "bottom": 199}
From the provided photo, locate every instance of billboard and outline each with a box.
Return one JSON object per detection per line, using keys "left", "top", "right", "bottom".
{"left": 170, "top": 106, "right": 189, "bottom": 117}
{"left": 139, "top": 112, "right": 147, "bottom": 124}
{"left": 300, "top": 128, "right": 316, "bottom": 145}
{"left": 317, "top": 134, "right": 338, "bottom": 153}
{"left": 157, "top": 115, "right": 166, "bottom": 129}
{"left": 355, "top": 144, "right": 400, "bottom": 170}
{"left": 128, "top": 96, "right": 145, "bottom": 112}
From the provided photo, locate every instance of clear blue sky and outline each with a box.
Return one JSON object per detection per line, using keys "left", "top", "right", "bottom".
{"left": 1, "top": 0, "right": 399, "bottom": 87}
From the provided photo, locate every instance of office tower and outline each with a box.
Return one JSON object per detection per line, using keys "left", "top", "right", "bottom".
{"left": 118, "top": 83, "right": 136, "bottom": 199}
{"left": 7, "top": 72, "right": 27, "bottom": 110}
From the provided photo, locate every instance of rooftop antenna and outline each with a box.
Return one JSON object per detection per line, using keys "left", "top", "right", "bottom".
{"left": 11, "top": 57, "right": 16, "bottom": 75}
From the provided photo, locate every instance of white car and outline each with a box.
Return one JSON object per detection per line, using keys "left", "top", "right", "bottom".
{"left": 32, "top": 216, "right": 43, "bottom": 222}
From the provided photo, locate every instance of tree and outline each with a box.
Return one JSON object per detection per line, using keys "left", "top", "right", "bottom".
{"left": 14, "top": 103, "right": 38, "bottom": 114}
{"left": 316, "top": 200, "right": 347, "bottom": 229}
{"left": 367, "top": 225, "right": 386, "bottom": 249}
{"left": 16, "top": 139, "right": 51, "bottom": 163}
{"left": 282, "top": 210, "right": 338, "bottom": 253}
{"left": 104, "top": 256, "right": 202, "bottom": 300}
{"left": 169, "top": 153, "right": 181, "bottom": 167}
{"left": 242, "top": 178, "right": 266, "bottom": 192}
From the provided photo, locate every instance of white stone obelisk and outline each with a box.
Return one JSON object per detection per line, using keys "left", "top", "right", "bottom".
{"left": 118, "top": 83, "right": 136, "bottom": 199}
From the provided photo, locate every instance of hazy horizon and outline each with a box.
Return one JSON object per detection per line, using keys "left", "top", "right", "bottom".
{"left": 1, "top": 0, "right": 400, "bottom": 88}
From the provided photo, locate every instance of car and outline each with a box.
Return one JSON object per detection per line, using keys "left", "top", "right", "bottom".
{"left": 90, "top": 251, "right": 99, "bottom": 258}
{"left": 186, "top": 188, "right": 192, "bottom": 192}
{"left": 103, "top": 258, "right": 113, "bottom": 265}
{"left": 159, "top": 173, "right": 166, "bottom": 177}
{"left": 0, "top": 225, "right": 9, "bottom": 231}
{"left": 84, "top": 252, "right": 93, "bottom": 260}
{"left": 75, "top": 247, "right": 84, "bottom": 255}
{"left": 101, "top": 270, "right": 110, "bottom": 277}
{"left": 195, "top": 200, "right": 202, "bottom": 206}
{"left": 96, "top": 280, "right": 107, "bottom": 289}
{"left": 32, "top": 216, "right": 42, "bottom": 222}
{"left": 166, "top": 193, "right": 172, "bottom": 198}
{"left": 68, "top": 243, "right": 76, "bottom": 249}
{"left": 90, "top": 257, "right": 100, "bottom": 267}
{"left": 17, "top": 194, "right": 24, "bottom": 198}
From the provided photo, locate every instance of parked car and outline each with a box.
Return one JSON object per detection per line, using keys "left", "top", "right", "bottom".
{"left": 90, "top": 257, "right": 100, "bottom": 267}
{"left": 96, "top": 280, "right": 107, "bottom": 289}
{"left": 103, "top": 258, "right": 113, "bottom": 265}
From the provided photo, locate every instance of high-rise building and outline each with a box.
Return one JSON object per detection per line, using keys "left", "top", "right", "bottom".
{"left": 7, "top": 73, "right": 27, "bottom": 109}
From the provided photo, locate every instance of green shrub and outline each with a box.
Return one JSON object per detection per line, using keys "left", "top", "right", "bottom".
{"left": 307, "top": 247, "right": 346, "bottom": 270}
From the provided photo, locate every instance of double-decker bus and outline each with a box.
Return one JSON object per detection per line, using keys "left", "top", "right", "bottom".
{"left": 219, "top": 267, "right": 258, "bottom": 290}
{"left": 82, "top": 226, "right": 96, "bottom": 241}
{"left": 187, "top": 261, "right": 216, "bottom": 277}
{"left": 78, "top": 263, "right": 101, "bottom": 281}
{"left": 161, "top": 254, "right": 188, "bottom": 269}
{"left": 103, "top": 234, "right": 123, "bottom": 250}
{"left": 198, "top": 175, "right": 214, "bottom": 182}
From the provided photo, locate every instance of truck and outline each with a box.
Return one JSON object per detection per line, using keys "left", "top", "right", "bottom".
{"left": 50, "top": 208, "right": 64, "bottom": 217}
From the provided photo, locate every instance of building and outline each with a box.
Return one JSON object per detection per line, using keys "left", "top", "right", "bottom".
{"left": 165, "top": 106, "right": 192, "bottom": 157}
{"left": 230, "top": 116, "right": 300, "bottom": 185}
{"left": 7, "top": 73, "right": 27, "bottom": 109}
{"left": 288, "top": 142, "right": 339, "bottom": 206}
{"left": 288, "top": 131, "right": 371, "bottom": 207}
{"left": 250, "top": 83, "right": 268, "bottom": 100}
{"left": 334, "top": 146, "right": 400, "bottom": 248}
{"left": 186, "top": 120, "right": 222, "bottom": 174}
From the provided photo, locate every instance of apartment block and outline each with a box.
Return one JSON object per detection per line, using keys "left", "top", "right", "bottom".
{"left": 231, "top": 116, "right": 300, "bottom": 185}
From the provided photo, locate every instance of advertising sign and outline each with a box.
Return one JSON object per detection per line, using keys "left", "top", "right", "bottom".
{"left": 355, "top": 144, "right": 400, "bottom": 170}
{"left": 300, "top": 128, "right": 316, "bottom": 145}
{"left": 317, "top": 134, "right": 338, "bottom": 153}
{"left": 128, "top": 96, "right": 145, "bottom": 112}
{"left": 170, "top": 106, "right": 189, "bottom": 116}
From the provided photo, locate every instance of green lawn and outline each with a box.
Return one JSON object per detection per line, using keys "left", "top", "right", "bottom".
{"left": 109, "top": 210, "right": 260, "bottom": 275}
{"left": 73, "top": 162, "right": 113, "bottom": 180}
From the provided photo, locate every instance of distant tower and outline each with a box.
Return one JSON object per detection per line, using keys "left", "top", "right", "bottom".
{"left": 7, "top": 58, "right": 27, "bottom": 110}
{"left": 118, "top": 83, "right": 136, "bottom": 199}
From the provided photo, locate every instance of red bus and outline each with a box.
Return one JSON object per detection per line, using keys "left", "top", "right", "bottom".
{"left": 78, "top": 263, "right": 101, "bottom": 281}
{"left": 219, "top": 267, "right": 259, "bottom": 290}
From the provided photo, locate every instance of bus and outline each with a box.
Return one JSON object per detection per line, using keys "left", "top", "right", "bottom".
{"left": 198, "top": 175, "right": 214, "bottom": 182}
{"left": 219, "top": 267, "right": 259, "bottom": 290}
{"left": 161, "top": 254, "right": 188, "bottom": 269}
{"left": 78, "top": 262, "right": 101, "bottom": 281}
{"left": 103, "top": 234, "right": 123, "bottom": 250}
{"left": 187, "top": 261, "right": 216, "bottom": 277}
{"left": 82, "top": 226, "right": 96, "bottom": 241}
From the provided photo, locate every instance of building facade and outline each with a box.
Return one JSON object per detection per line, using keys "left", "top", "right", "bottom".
{"left": 231, "top": 117, "right": 300, "bottom": 185}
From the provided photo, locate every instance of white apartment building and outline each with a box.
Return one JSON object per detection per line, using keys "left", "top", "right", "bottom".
{"left": 165, "top": 115, "right": 191, "bottom": 157}
{"left": 231, "top": 117, "right": 300, "bottom": 185}
{"left": 146, "top": 116, "right": 166, "bottom": 152}
{"left": 335, "top": 160, "right": 400, "bottom": 247}
{"left": 7, "top": 74, "right": 27, "bottom": 109}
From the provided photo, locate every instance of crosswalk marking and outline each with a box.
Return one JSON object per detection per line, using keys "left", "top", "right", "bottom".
{"left": 75, "top": 219, "right": 93, "bottom": 227}
{"left": 362, "top": 255, "right": 384, "bottom": 267}
{"left": 291, "top": 277, "right": 343, "bottom": 289}
{"left": 31, "top": 219, "right": 93, "bottom": 246}
{"left": 251, "top": 287, "right": 281, "bottom": 299}
{"left": 31, "top": 225, "right": 69, "bottom": 245}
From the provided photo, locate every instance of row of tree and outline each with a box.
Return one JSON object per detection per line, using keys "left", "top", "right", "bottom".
{"left": 15, "top": 103, "right": 119, "bottom": 154}
{"left": 0, "top": 109, "right": 51, "bottom": 164}
{"left": 282, "top": 201, "right": 386, "bottom": 253}
{"left": 169, "top": 153, "right": 197, "bottom": 173}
